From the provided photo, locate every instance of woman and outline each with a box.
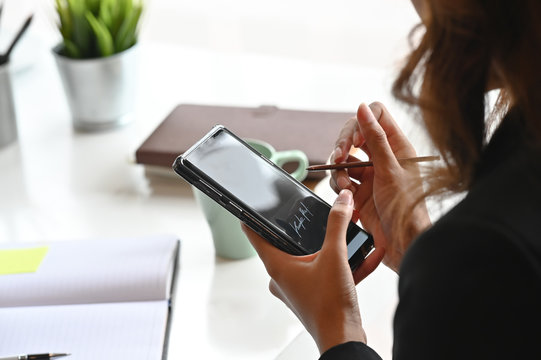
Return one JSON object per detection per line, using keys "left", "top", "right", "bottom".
{"left": 242, "top": 0, "right": 541, "bottom": 359}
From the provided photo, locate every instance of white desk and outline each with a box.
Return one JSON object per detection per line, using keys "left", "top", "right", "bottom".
{"left": 0, "top": 40, "right": 427, "bottom": 359}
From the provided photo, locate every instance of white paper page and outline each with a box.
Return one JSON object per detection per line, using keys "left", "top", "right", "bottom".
{"left": 0, "top": 235, "right": 179, "bottom": 307}
{"left": 0, "top": 300, "right": 169, "bottom": 360}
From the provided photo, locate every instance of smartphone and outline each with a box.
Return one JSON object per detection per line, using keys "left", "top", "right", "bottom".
{"left": 172, "top": 125, "right": 374, "bottom": 270}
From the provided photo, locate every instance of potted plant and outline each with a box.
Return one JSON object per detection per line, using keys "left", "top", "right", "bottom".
{"left": 53, "top": 0, "right": 144, "bottom": 131}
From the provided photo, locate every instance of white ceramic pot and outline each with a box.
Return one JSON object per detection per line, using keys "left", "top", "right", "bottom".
{"left": 52, "top": 44, "right": 138, "bottom": 132}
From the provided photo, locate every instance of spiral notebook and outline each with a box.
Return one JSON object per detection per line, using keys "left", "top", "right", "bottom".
{"left": 0, "top": 235, "right": 180, "bottom": 360}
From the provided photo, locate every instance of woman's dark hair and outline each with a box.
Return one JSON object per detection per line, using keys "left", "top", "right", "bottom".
{"left": 393, "top": 0, "right": 541, "bottom": 195}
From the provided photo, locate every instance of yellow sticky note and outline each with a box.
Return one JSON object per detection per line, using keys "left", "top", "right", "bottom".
{"left": 0, "top": 246, "right": 49, "bottom": 275}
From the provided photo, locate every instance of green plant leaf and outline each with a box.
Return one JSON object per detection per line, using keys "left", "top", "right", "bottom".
{"left": 55, "top": 0, "right": 70, "bottom": 39}
{"left": 86, "top": 11, "right": 114, "bottom": 57}
{"left": 117, "top": 0, "right": 129, "bottom": 16}
{"left": 99, "top": 0, "right": 114, "bottom": 32}
{"left": 55, "top": 0, "right": 144, "bottom": 58}
{"left": 107, "top": 0, "right": 124, "bottom": 40}
{"left": 121, "top": 0, "right": 133, "bottom": 21}
{"left": 115, "top": 3, "right": 142, "bottom": 52}
{"left": 67, "top": 0, "right": 95, "bottom": 58}
{"left": 63, "top": 39, "right": 81, "bottom": 58}
{"left": 85, "top": 0, "right": 101, "bottom": 15}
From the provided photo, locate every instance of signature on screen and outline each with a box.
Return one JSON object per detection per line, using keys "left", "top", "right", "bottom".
{"left": 289, "top": 202, "right": 314, "bottom": 238}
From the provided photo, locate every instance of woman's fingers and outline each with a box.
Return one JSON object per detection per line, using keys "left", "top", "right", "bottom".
{"left": 356, "top": 103, "right": 399, "bottom": 169}
{"left": 340, "top": 154, "right": 374, "bottom": 182}
{"left": 329, "top": 114, "right": 368, "bottom": 194}
{"left": 241, "top": 223, "right": 293, "bottom": 279}
{"left": 368, "top": 102, "right": 416, "bottom": 157}
{"left": 333, "top": 117, "right": 363, "bottom": 164}
{"left": 323, "top": 189, "right": 383, "bottom": 284}
{"left": 321, "top": 189, "right": 355, "bottom": 257}
{"left": 353, "top": 246, "right": 385, "bottom": 283}
{"left": 331, "top": 102, "right": 413, "bottom": 194}
{"left": 329, "top": 154, "right": 373, "bottom": 194}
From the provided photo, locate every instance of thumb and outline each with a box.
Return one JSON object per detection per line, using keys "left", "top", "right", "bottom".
{"left": 321, "top": 189, "right": 354, "bottom": 256}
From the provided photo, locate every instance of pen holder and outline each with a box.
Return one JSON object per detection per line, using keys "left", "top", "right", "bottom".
{"left": 52, "top": 44, "right": 138, "bottom": 132}
{"left": 0, "top": 64, "right": 18, "bottom": 149}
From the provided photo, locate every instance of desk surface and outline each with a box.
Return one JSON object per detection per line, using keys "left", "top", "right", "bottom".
{"left": 0, "top": 39, "right": 430, "bottom": 359}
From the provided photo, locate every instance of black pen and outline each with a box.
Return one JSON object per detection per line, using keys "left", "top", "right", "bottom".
{"left": 0, "top": 14, "right": 33, "bottom": 65}
{"left": 0, "top": 353, "right": 70, "bottom": 360}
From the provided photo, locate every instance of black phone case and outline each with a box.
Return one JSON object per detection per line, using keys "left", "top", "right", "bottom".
{"left": 172, "top": 125, "right": 374, "bottom": 269}
{"left": 173, "top": 126, "right": 307, "bottom": 256}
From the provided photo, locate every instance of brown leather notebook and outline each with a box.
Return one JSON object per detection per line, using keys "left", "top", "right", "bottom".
{"left": 135, "top": 104, "right": 354, "bottom": 180}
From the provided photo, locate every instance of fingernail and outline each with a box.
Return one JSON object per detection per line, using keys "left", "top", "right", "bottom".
{"left": 335, "top": 189, "right": 353, "bottom": 206}
{"left": 357, "top": 103, "right": 374, "bottom": 125}
{"left": 353, "top": 131, "right": 361, "bottom": 146}
{"left": 332, "top": 147, "right": 343, "bottom": 163}
{"left": 337, "top": 175, "right": 350, "bottom": 190}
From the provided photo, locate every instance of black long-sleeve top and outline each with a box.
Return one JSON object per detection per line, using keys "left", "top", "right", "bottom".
{"left": 321, "top": 109, "right": 541, "bottom": 359}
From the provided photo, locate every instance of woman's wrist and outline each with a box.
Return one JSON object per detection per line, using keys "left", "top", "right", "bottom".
{"left": 314, "top": 311, "right": 367, "bottom": 354}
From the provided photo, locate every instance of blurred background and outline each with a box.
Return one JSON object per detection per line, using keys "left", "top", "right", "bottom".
{"left": 1, "top": 0, "right": 419, "bottom": 73}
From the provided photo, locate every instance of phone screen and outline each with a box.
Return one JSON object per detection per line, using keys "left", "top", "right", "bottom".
{"left": 183, "top": 128, "right": 372, "bottom": 261}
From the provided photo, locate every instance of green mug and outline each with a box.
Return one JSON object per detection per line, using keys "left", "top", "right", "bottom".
{"left": 244, "top": 138, "right": 309, "bottom": 181}
{"left": 193, "top": 139, "right": 309, "bottom": 260}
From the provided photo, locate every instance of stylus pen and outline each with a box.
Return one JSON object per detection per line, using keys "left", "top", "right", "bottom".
{"left": 306, "top": 155, "right": 441, "bottom": 171}
{"left": 0, "top": 353, "right": 70, "bottom": 360}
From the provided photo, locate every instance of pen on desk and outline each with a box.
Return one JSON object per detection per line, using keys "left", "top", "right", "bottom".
{"left": 306, "top": 155, "right": 441, "bottom": 171}
{"left": 0, "top": 353, "right": 70, "bottom": 360}
{"left": 0, "top": 14, "right": 34, "bottom": 65}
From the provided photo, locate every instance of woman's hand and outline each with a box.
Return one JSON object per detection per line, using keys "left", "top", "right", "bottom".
{"left": 242, "top": 189, "right": 367, "bottom": 355}
{"left": 330, "top": 102, "right": 431, "bottom": 275}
